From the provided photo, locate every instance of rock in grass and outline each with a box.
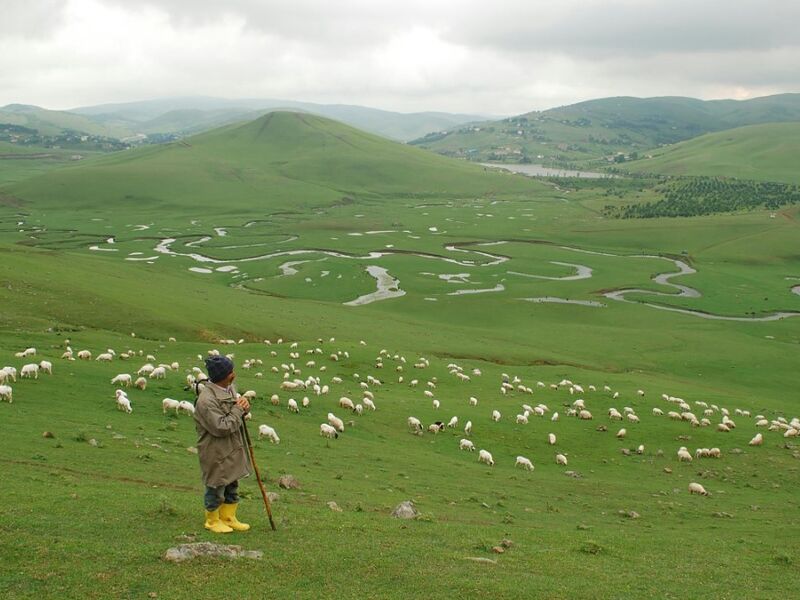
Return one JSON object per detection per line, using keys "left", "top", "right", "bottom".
{"left": 267, "top": 492, "right": 279, "bottom": 503}
{"left": 464, "top": 557, "right": 497, "bottom": 564}
{"left": 278, "top": 475, "right": 300, "bottom": 490}
{"left": 491, "top": 546, "right": 505, "bottom": 554}
{"left": 327, "top": 501, "right": 343, "bottom": 512}
{"left": 42, "top": 431, "right": 55, "bottom": 439}
{"left": 164, "top": 542, "right": 262, "bottom": 563}
{"left": 391, "top": 500, "right": 418, "bottom": 519}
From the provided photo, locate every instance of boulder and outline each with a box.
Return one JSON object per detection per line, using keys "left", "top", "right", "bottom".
{"left": 278, "top": 475, "right": 300, "bottom": 490}
{"left": 164, "top": 542, "right": 262, "bottom": 563}
{"left": 391, "top": 500, "right": 418, "bottom": 519}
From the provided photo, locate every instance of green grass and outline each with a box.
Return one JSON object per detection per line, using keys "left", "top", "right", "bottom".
{"left": 623, "top": 123, "right": 800, "bottom": 184}
{"left": 1, "top": 111, "right": 799, "bottom": 599}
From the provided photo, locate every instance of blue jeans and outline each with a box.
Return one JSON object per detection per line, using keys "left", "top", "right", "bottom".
{"left": 204, "top": 480, "right": 239, "bottom": 511}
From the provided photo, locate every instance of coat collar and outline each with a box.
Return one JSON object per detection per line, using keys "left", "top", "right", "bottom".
{"left": 208, "top": 381, "right": 236, "bottom": 400}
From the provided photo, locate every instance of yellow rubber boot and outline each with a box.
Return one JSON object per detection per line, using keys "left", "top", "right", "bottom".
{"left": 219, "top": 503, "right": 250, "bottom": 531}
{"left": 204, "top": 508, "right": 233, "bottom": 533}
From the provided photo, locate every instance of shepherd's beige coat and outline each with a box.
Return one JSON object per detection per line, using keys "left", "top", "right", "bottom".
{"left": 194, "top": 383, "right": 251, "bottom": 487}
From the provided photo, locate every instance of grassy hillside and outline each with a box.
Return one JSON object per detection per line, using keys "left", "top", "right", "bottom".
{"left": 412, "top": 94, "right": 800, "bottom": 167}
{"left": 8, "top": 111, "right": 540, "bottom": 213}
{"left": 1, "top": 110, "right": 798, "bottom": 598}
{"left": 0, "top": 104, "right": 133, "bottom": 138}
{"left": 621, "top": 123, "right": 800, "bottom": 184}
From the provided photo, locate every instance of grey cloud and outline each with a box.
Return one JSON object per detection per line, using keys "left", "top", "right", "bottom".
{"left": 0, "top": 0, "right": 68, "bottom": 38}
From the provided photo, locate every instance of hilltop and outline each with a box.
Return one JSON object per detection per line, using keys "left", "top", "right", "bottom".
{"left": 620, "top": 122, "right": 800, "bottom": 184}
{"left": 411, "top": 93, "right": 800, "bottom": 167}
{"left": 8, "top": 111, "right": 539, "bottom": 211}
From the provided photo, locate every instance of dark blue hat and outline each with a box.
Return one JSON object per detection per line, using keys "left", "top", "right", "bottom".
{"left": 205, "top": 355, "right": 234, "bottom": 383}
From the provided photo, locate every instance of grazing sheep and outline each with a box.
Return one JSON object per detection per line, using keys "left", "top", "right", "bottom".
{"left": 688, "top": 482, "right": 709, "bottom": 496}
{"left": 515, "top": 456, "right": 535, "bottom": 471}
{"left": 432, "top": 399, "right": 440, "bottom": 410}
{"left": 149, "top": 366, "right": 167, "bottom": 379}
{"left": 424, "top": 390, "right": 434, "bottom": 398}
{"left": 302, "top": 396, "right": 311, "bottom": 408}
{"left": 177, "top": 400, "right": 195, "bottom": 415}
{"left": 38, "top": 360, "right": 52, "bottom": 375}
{"left": 708, "top": 447, "right": 721, "bottom": 458}
{"left": 636, "top": 444, "right": 645, "bottom": 454}
{"left": 363, "top": 398, "right": 376, "bottom": 411}
{"left": 548, "top": 433, "right": 556, "bottom": 445}
{"left": 556, "top": 453, "right": 568, "bottom": 466}
{"left": 132, "top": 376, "right": 146, "bottom": 391}
{"left": 288, "top": 399, "right": 300, "bottom": 413}
{"left": 339, "top": 396, "right": 355, "bottom": 410}
{"left": 616, "top": 428, "right": 627, "bottom": 439}
{"left": 652, "top": 407, "right": 663, "bottom": 416}
{"left": 677, "top": 447, "right": 693, "bottom": 462}
{"left": 627, "top": 413, "right": 640, "bottom": 423}
{"left": 242, "top": 390, "right": 257, "bottom": 400}
{"left": 717, "top": 423, "right": 730, "bottom": 433}
{"left": 354, "top": 404, "right": 363, "bottom": 415}
{"left": 478, "top": 449, "right": 494, "bottom": 466}
{"left": 469, "top": 396, "right": 478, "bottom": 406}
{"left": 749, "top": 433, "right": 763, "bottom": 446}
{"left": 0, "top": 384, "right": 12, "bottom": 403}
{"left": 459, "top": 439, "right": 475, "bottom": 451}
{"left": 117, "top": 395, "right": 132, "bottom": 413}
{"left": 111, "top": 373, "right": 132, "bottom": 387}
{"left": 258, "top": 424, "right": 281, "bottom": 444}
{"left": 20, "top": 364, "right": 39, "bottom": 379}
{"left": 608, "top": 408, "right": 623, "bottom": 420}
{"left": 162, "top": 398, "right": 180, "bottom": 413}
{"left": 447, "top": 416, "right": 458, "bottom": 428}
{"left": 516, "top": 413, "right": 529, "bottom": 424}
{"left": 77, "top": 350, "right": 92, "bottom": 360}
{"left": 755, "top": 418, "right": 769, "bottom": 428}
{"left": 637, "top": 389, "right": 645, "bottom": 397}
{"left": 464, "top": 420, "right": 473, "bottom": 436}
{"left": 428, "top": 422, "right": 444, "bottom": 434}
{"left": 327, "top": 413, "right": 345, "bottom": 432}
{"left": 95, "top": 353, "right": 114, "bottom": 362}
{"left": 137, "top": 364, "right": 155, "bottom": 376}
{"left": 270, "top": 394, "right": 280, "bottom": 406}
{"left": 578, "top": 409, "right": 593, "bottom": 420}
{"left": 491, "top": 410, "right": 501, "bottom": 422}
{"left": 408, "top": 416, "right": 423, "bottom": 434}
{"left": 319, "top": 423, "right": 338, "bottom": 439}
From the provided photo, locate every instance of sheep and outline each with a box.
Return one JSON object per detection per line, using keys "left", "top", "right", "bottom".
{"left": 0, "top": 384, "right": 12, "bottom": 403}
{"left": 38, "top": 360, "right": 52, "bottom": 375}
{"left": 548, "top": 433, "right": 556, "bottom": 445}
{"left": 572, "top": 398, "right": 585, "bottom": 409}
{"left": 424, "top": 390, "right": 434, "bottom": 398}
{"left": 491, "top": 410, "right": 501, "bottom": 422}
{"left": 20, "top": 363, "right": 39, "bottom": 379}
{"left": 162, "top": 398, "right": 180, "bottom": 413}
{"left": 447, "top": 416, "right": 458, "bottom": 428}
{"left": 556, "top": 453, "right": 568, "bottom": 466}
{"left": 755, "top": 418, "right": 769, "bottom": 428}
{"left": 478, "top": 449, "right": 494, "bottom": 466}
{"left": 717, "top": 423, "right": 730, "bottom": 433}
{"left": 695, "top": 448, "right": 709, "bottom": 459}
{"left": 464, "top": 420, "right": 472, "bottom": 436}
{"left": 459, "top": 439, "right": 475, "bottom": 451}
{"left": 608, "top": 408, "right": 623, "bottom": 420}
{"left": 627, "top": 413, "right": 640, "bottom": 424}
{"left": 280, "top": 380, "right": 303, "bottom": 391}
{"left": 117, "top": 395, "right": 132, "bottom": 413}
{"left": 636, "top": 444, "right": 645, "bottom": 454}
{"left": 708, "top": 447, "right": 721, "bottom": 458}
{"left": 338, "top": 396, "right": 355, "bottom": 410}
{"left": 1, "top": 367, "right": 17, "bottom": 382}
{"left": 516, "top": 413, "right": 529, "bottom": 424}
{"left": 178, "top": 400, "right": 195, "bottom": 415}
{"left": 428, "top": 422, "right": 444, "bottom": 434}
{"left": 354, "top": 404, "right": 363, "bottom": 415}
{"left": 469, "top": 396, "right": 478, "bottom": 406}
{"left": 363, "top": 398, "right": 376, "bottom": 411}
{"left": 637, "top": 389, "right": 645, "bottom": 397}
{"left": 319, "top": 423, "right": 338, "bottom": 439}
{"left": 677, "top": 447, "right": 693, "bottom": 462}
{"left": 242, "top": 390, "right": 257, "bottom": 400}
{"left": 578, "top": 409, "right": 593, "bottom": 420}
{"left": 407, "top": 416, "right": 423, "bottom": 434}
{"left": 288, "top": 399, "right": 300, "bottom": 413}
{"left": 95, "top": 352, "right": 114, "bottom": 362}
{"left": 327, "top": 413, "right": 345, "bottom": 432}
{"left": 148, "top": 366, "right": 166, "bottom": 379}
{"left": 616, "top": 428, "right": 627, "bottom": 439}
{"left": 784, "top": 428, "right": 799, "bottom": 438}
{"left": 652, "top": 407, "right": 663, "bottom": 416}
{"left": 270, "top": 394, "right": 280, "bottom": 406}
{"left": 515, "top": 456, "right": 535, "bottom": 471}
{"left": 432, "top": 399, "right": 440, "bottom": 410}
{"left": 77, "top": 350, "right": 92, "bottom": 360}
{"left": 749, "top": 433, "right": 763, "bottom": 446}
{"left": 688, "top": 482, "right": 709, "bottom": 496}
{"left": 302, "top": 396, "right": 311, "bottom": 408}
{"left": 61, "top": 350, "right": 74, "bottom": 360}
{"left": 258, "top": 424, "right": 281, "bottom": 443}
{"left": 111, "top": 373, "right": 132, "bottom": 387}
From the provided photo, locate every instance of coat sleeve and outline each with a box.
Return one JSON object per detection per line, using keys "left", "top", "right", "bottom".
{"left": 195, "top": 392, "right": 245, "bottom": 438}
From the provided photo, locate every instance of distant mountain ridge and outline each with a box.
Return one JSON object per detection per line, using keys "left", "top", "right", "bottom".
{"left": 411, "top": 93, "right": 800, "bottom": 167}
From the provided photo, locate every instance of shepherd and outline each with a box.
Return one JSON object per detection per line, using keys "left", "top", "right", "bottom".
{"left": 194, "top": 355, "right": 252, "bottom": 533}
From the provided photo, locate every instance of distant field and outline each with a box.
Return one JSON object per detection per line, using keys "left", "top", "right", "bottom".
{"left": 623, "top": 123, "right": 800, "bottom": 184}
{"left": 1, "top": 113, "right": 798, "bottom": 599}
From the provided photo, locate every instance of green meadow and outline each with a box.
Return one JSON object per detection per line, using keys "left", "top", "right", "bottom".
{"left": 1, "top": 113, "right": 799, "bottom": 599}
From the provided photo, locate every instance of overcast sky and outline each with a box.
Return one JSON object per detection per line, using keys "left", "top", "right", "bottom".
{"left": 1, "top": 0, "right": 798, "bottom": 115}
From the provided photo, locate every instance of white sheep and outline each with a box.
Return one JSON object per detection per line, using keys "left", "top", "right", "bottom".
{"left": 749, "top": 433, "right": 763, "bottom": 446}
{"left": 608, "top": 408, "right": 623, "bottom": 420}
{"left": 328, "top": 412, "right": 344, "bottom": 432}
{"left": 551, "top": 411, "right": 559, "bottom": 422}
{"left": 627, "top": 413, "right": 640, "bottom": 423}
{"left": 117, "top": 395, "right": 132, "bottom": 413}
{"left": 556, "top": 453, "right": 568, "bottom": 466}
{"left": 95, "top": 352, "right": 114, "bottom": 362}
{"left": 134, "top": 377, "right": 147, "bottom": 391}
{"left": 677, "top": 447, "right": 693, "bottom": 462}
{"left": 162, "top": 398, "right": 180, "bottom": 413}
{"left": 459, "top": 439, "right": 475, "bottom": 451}
{"left": 688, "top": 482, "right": 709, "bottom": 496}
{"left": 149, "top": 366, "right": 167, "bottom": 379}
{"left": 515, "top": 456, "right": 534, "bottom": 471}
{"left": 652, "top": 407, "right": 663, "bottom": 416}
{"left": 288, "top": 398, "right": 300, "bottom": 413}
{"left": 354, "top": 404, "right": 363, "bottom": 415}
{"left": 20, "top": 363, "right": 39, "bottom": 379}
{"left": 407, "top": 416, "right": 422, "bottom": 434}
{"left": 302, "top": 396, "right": 311, "bottom": 408}
{"left": 548, "top": 433, "right": 556, "bottom": 445}
{"left": 516, "top": 413, "right": 529, "bottom": 424}
{"left": 0, "top": 384, "right": 12, "bottom": 403}
{"left": 616, "top": 428, "right": 627, "bottom": 439}
{"left": 363, "top": 398, "right": 376, "bottom": 411}
{"left": 447, "top": 416, "right": 458, "bottom": 428}
{"left": 77, "top": 350, "right": 92, "bottom": 360}
{"left": 578, "top": 409, "right": 593, "bottom": 420}
{"left": 258, "top": 424, "right": 281, "bottom": 444}
{"left": 464, "top": 420, "right": 472, "bottom": 436}
{"left": 319, "top": 423, "right": 338, "bottom": 439}
{"left": 432, "top": 399, "right": 440, "bottom": 410}
{"left": 339, "top": 396, "right": 355, "bottom": 410}
{"left": 178, "top": 400, "right": 195, "bottom": 415}
{"left": 478, "top": 449, "right": 494, "bottom": 466}
{"left": 111, "top": 373, "right": 132, "bottom": 387}
{"left": 636, "top": 444, "right": 645, "bottom": 454}
{"left": 491, "top": 410, "right": 501, "bottom": 422}
{"left": 38, "top": 360, "right": 53, "bottom": 375}
{"left": 468, "top": 396, "right": 478, "bottom": 406}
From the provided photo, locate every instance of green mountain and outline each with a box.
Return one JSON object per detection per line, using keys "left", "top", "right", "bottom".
{"left": 0, "top": 103, "right": 133, "bottom": 138}
{"left": 411, "top": 93, "right": 800, "bottom": 167}
{"left": 10, "top": 111, "right": 539, "bottom": 211}
{"left": 621, "top": 122, "right": 800, "bottom": 184}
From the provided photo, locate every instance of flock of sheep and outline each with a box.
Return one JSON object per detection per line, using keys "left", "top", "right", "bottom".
{"left": 4, "top": 335, "right": 798, "bottom": 501}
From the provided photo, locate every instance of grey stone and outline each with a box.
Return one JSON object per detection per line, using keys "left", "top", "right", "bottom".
{"left": 391, "top": 500, "right": 418, "bottom": 519}
{"left": 164, "top": 542, "right": 262, "bottom": 563}
{"left": 278, "top": 475, "right": 300, "bottom": 490}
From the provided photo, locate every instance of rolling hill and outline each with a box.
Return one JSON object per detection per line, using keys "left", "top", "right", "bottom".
{"left": 8, "top": 111, "right": 540, "bottom": 212}
{"left": 620, "top": 122, "right": 800, "bottom": 184}
{"left": 411, "top": 93, "right": 800, "bottom": 167}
